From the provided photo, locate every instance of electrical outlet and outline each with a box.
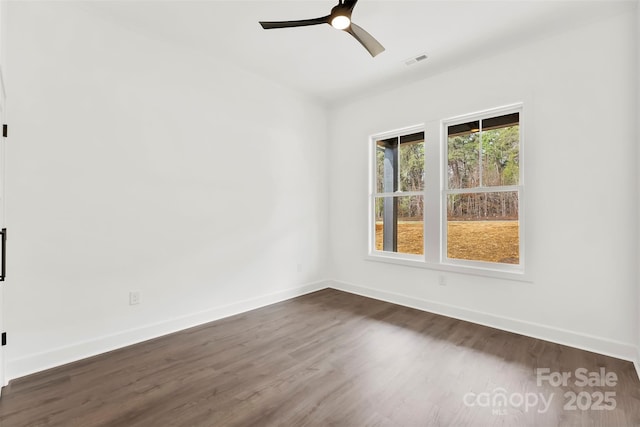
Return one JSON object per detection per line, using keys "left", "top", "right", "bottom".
{"left": 438, "top": 275, "right": 447, "bottom": 286}
{"left": 296, "top": 263, "right": 302, "bottom": 273}
{"left": 129, "top": 291, "right": 141, "bottom": 305}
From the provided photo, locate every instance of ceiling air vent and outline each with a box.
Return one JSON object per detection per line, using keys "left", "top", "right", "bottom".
{"left": 404, "top": 54, "right": 428, "bottom": 66}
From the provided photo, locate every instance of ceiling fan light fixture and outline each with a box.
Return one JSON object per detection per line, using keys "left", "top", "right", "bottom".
{"left": 331, "top": 14, "right": 351, "bottom": 30}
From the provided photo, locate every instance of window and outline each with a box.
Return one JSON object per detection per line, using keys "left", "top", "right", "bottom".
{"left": 443, "top": 107, "right": 522, "bottom": 269}
{"left": 372, "top": 128, "right": 425, "bottom": 257}
{"left": 368, "top": 104, "right": 524, "bottom": 278}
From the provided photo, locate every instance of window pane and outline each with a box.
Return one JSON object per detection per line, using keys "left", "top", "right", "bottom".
{"left": 483, "top": 112, "right": 519, "bottom": 130}
{"left": 375, "top": 196, "right": 424, "bottom": 255}
{"left": 399, "top": 132, "right": 425, "bottom": 192}
{"left": 376, "top": 144, "right": 384, "bottom": 193}
{"left": 374, "top": 196, "right": 394, "bottom": 251}
{"left": 481, "top": 122, "right": 520, "bottom": 187}
{"left": 376, "top": 137, "right": 398, "bottom": 194}
{"left": 447, "top": 121, "right": 479, "bottom": 189}
{"left": 446, "top": 192, "right": 519, "bottom": 264}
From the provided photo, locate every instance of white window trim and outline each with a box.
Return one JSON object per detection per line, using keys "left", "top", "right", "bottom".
{"left": 367, "top": 103, "right": 529, "bottom": 282}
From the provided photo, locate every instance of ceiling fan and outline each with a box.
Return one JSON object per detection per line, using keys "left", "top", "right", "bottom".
{"left": 259, "top": 0, "right": 385, "bottom": 58}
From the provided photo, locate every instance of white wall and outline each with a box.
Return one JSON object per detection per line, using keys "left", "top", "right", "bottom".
{"left": 4, "top": 1, "right": 328, "bottom": 380}
{"left": 329, "top": 9, "right": 638, "bottom": 360}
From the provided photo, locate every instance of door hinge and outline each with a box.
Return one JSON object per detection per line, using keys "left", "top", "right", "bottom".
{"left": 2, "top": 124, "right": 6, "bottom": 138}
{"left": 1, "top": 333, "right": 6, "bottom": 346}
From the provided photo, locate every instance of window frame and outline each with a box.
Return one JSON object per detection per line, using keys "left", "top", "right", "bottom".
{"left": 368, "top": 124, "right": 425, "bottom": 263}
{"left": 441, "top": 103, "right": 524, "bottom": 274}
{"left": 367, "top": 103, "right": 528, "bottom": 281}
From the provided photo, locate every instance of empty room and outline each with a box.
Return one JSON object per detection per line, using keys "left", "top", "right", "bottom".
{"left": 0, "top": 0, "right": 639, "bottom": 425}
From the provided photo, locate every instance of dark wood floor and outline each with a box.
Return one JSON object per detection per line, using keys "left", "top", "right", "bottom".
{"left": 1, "top": 289, "right": 639, "bottom": 426}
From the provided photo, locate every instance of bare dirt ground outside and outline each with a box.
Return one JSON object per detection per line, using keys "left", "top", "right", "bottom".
{"left": 375, "top": 220, "right": 519, "bottom": 264}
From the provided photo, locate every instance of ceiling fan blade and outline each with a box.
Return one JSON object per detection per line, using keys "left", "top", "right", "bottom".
{"left": 260, "top": 16, "right": 330, "bottom": 29}
{"left": 344, "top": 0, "right": 359, "bottom": 11}
{"left": 346, "top": 22, "right": 385, "bottom": 57}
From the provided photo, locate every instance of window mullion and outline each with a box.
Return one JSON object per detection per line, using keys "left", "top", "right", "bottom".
{"left": 444, "top": 185, "right": 521, "bottom": 195}
{"left": 374, "top": 191, "right": 425, "bottom": 197}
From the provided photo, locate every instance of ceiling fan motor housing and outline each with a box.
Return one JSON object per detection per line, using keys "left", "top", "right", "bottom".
{"left": 330, "top": 3, "right": 352, "bottom": 23}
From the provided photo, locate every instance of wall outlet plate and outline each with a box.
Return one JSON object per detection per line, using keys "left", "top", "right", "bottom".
{"left": 129, "top": 291, "right": 141, "bottom": 305}
{"left": 439, "top": 275, "right": 447, "bottom": 286}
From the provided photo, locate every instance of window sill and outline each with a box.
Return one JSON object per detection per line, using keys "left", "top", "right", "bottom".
{"left": 364, "top": 253, "right": 531, "bottom": 282}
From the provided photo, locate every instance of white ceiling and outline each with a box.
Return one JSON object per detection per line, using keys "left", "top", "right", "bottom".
{"left": 79, "top": 0, "right": 635, "bottom": 104}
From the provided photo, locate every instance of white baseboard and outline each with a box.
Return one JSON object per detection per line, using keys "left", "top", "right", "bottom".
{"left": 6, "top": 280, "right": 329, "bottom": 383}
{"left": 328, "top": 280, "right": 638, "bottom": 363}
{"left": 635, "top": 348, "right": 640, "bottom": 383}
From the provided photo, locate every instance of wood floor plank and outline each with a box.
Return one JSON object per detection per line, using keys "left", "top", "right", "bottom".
{"left": 1, "top": 289, "right": 639, "bottom": 426}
